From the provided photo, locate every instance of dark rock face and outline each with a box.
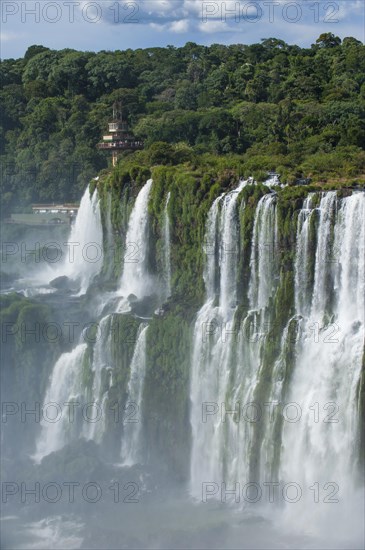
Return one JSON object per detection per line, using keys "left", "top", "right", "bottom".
{"left": 49, "top": 275, "right": 75, "bottom": 290}
{"left": 49, "top": 275, "right": 91, "bottom": 294}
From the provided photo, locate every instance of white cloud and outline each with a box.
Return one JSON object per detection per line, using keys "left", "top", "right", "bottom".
{"left": 0, "top": 31, "right": 20, "bottom": 42}
{"left": 1, "top": 0, "right": 363, "bottom": 59}
{"left": 149, "top": 18, "right": 191, "bottom": 33}
{"left": 198, "top": 20, "right": 236, "bottom": 34}
{"left": 149, "top": 22, "right": 167, "bottom": 32}
{"left": 73, "top": 0, "right": 364, "bottom": 45}
{"left": 170, "top": 19, "right": 190, "bottom": 32}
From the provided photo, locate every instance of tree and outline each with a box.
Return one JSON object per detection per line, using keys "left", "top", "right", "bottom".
{"left": 261, "top": 38, "right": 288, "bottom": 51}
{"left": 147, "top": 142, "right": 175, "bottom": 165}
{"left": 174, "top": 81, "right": 199, "bottom": 110}
{"left": 315, "top": 33, "right": 341, "bottom": 48}
{"left": 24, "top": 45, "right": 50, "bottom": 62}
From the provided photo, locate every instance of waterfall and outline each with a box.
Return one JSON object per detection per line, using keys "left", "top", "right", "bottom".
{"left": 121, "top": 324, "right": 149, "bottom": 465}
{"left": 104, "top": 193, "right": 115, "bottom": 281}
{"left": 35, "top": 181, "right": 155, "bottom": 460}
{"left": 34, "top": 317, "right": 113, "bottom": 458}
{"left": 218, "top": 180, "right": 246, "bottom": 315}
{"left": 190, "top": 181, "right": 246, "bottom": 495}
{"left": 83, "top": 315, "right": 112, "bottom": 443}
{"left": 310, "top": 191, "right": 337, "bottom": 315}
{"left": 118, "top": 180, "right": 154, "bottom": 463}
{"left": 279, "top": 192, "right": 365, "bottom": 535}
{"left": 164, "top": 192, "right": 172, "bottom": 299}
{"left": 190, "top": 185, "right": 281, "bottom": 494}
{"left": 59, "top": 186, "right": 103, "bottom": 294}
{"left": 248, "top": 193, "right": 278, "bottom": 310}
{"left": 294, "top": 193, "right": 315, "bottom": 315}
{"left": 32, "top": 175, "right": 363, "bottom": 543}
{"left": 203, "top": 194, "right": 223, "bottom": 301}
{"left": 224, "top": 192, "right": 278, "bottom": 485}
{"left": 34, "top": 185, "right": 106, "bottom": 459}
{"left": 34, "top": 343, "right": 87, "bottom": 461}
{"left": 119, "top": 179, "right": 153, "bottom": 300}
{"left": 189, "top": 187, "right": 364, "bottom": 534}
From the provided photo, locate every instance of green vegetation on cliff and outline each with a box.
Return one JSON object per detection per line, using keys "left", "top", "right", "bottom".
{"left": 1, "top": 34, "right": 365, "bottom": 213}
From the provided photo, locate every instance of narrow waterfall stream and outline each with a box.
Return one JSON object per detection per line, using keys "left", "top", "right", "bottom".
{"left": 34, "top": 343, "right": 87, "bottom": 460}
{"left": 119, "top": 178, "right": 154, "bottom": 302}
{"left": 248, "top": 193, "right": 278, "bottom": 309}
{"left": 58, "top": 185, "right": 103, "bottom": 294}
{"left": 164, "top": 191, "right": 172, "bottom": 299}
{"left": 121, "top": 324, "right": 149, "bottom": 465}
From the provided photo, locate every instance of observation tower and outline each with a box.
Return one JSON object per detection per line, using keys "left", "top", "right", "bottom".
{"left": 97, "top": 102, "right": 143, "bottom": 166}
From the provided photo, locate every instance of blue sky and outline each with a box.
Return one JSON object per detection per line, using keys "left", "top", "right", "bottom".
{"left": 1, "top": 1, "right": 364, "bottom": 59}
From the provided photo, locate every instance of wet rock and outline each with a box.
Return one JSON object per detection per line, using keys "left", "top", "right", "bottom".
{"left": 49, "top": 275, "right": 72, "bottom": 290}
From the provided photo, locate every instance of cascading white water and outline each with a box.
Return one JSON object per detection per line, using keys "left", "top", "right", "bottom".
{"left": 83, "top": 315, "right": 112, "bottom": 442}
{"left": 203, "top": 194, "right": 223, "bottom": 300}
{"left": 104, "top": 192, "right": 114, "bottom": 281}
{"left": 33, "top": 177, "right": 363, "bottom": 546}
{"left": 189, "top": 205, "right": 221, "bottom": 492}
{"left": 57, "top": 186, "right": 104, "bottom": 294}
{"left": 190, "top": 188, "right": 280, "bottom": 494}
{"left": 34, "top": 343, "right": 87, "bottom": 461}
{"left": 310, "top": 192, "right": 337, "bottom": 315}
{"left": 81, "top": 181, "right": 154, "bottom": 447}
{"left": 34, "top": 186, "right": 105, "bottom": 459}
{"left": 190, "top": 181, "right": 246, "bottom": 495}
{"left": 294, "top": 193, "right": 315, "bottom": 315}
{"left": 223, "top": 192, "right": 279, "bottom": 485}
{"left": 119, "top": 179, "right": 153, "bottom": 300}
{"left": 35, "top": 181, "right": 155, "bottom": 460}
{"left": 278, "top": 192, "right": 365, "bottom": 539}
{"left": 163, "top": 191, "right": 172, "bottom": 299}
{"left": 189, "top": 188, "right": 364, "bottom": 542}
{"left": 117, "top": 180, "right": 156, "bottom": 464}
{"left": 121, "top": 324, "right": 149, "bottom": 465}
{"left": 248, "top": 193, "right": 278, "bottom": 310}
{"left": 219, "top": 181, "right": 246, "bottom": 315}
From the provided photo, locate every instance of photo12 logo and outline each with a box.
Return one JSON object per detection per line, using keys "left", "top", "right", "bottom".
{"left": 1, "top": 2, "right": 140, "bottom": 24}
{"left": 1, "top": 481, "right": 140, "bottom": 504}
{"left": 2, "top": 401, "right": 141, "bottom": 425}
{"left": 201, "top": 480, "right": 340, "bottom": 503}
{"left": 1, "top": 241, "right": 144, "bottom": 265}
{"left": 1, "top": 318, "right": 140, "bottom": 345}
{"left": 201, "top": 1, "right": 340, "bottom": 25}
{"left": 200, "top": 319, "right": 341, "bottom": 344}
{"left": 200, "top": 400, "right": 340, "bottom": 424}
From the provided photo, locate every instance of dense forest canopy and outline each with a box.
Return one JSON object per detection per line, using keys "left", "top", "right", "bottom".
{"left": 1, "top": 33, "right": 365, "bottom": 211}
